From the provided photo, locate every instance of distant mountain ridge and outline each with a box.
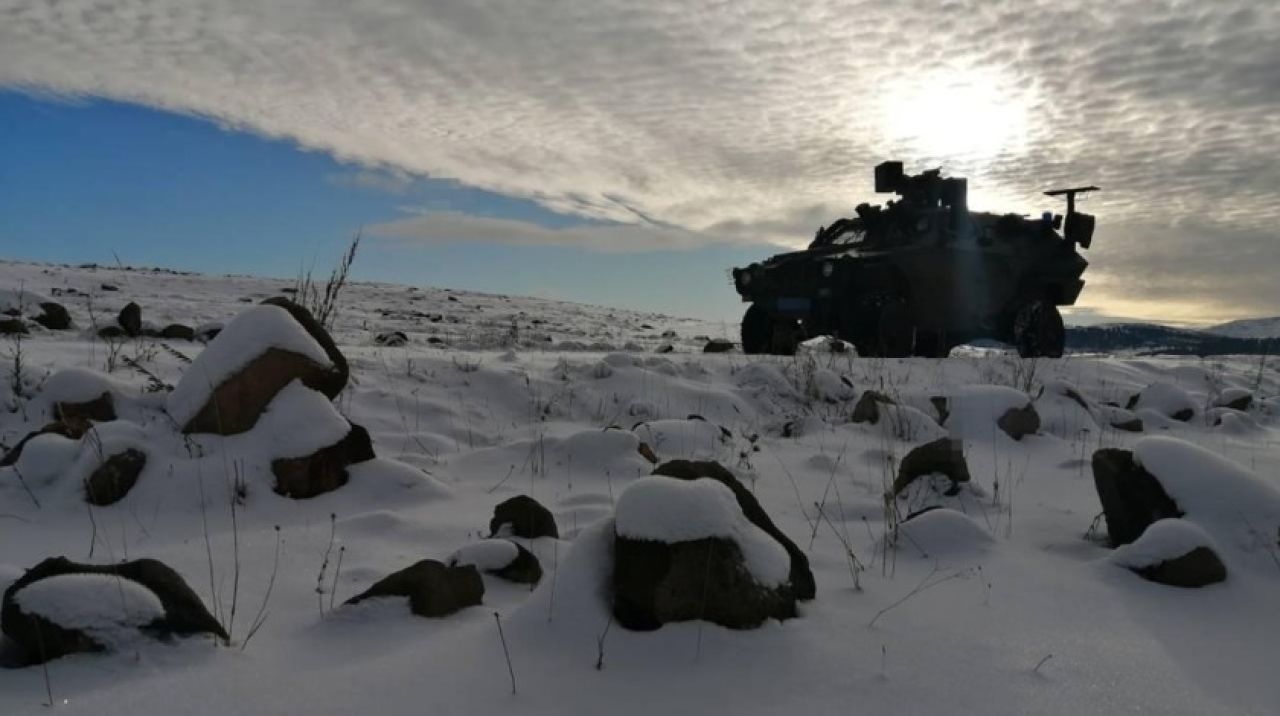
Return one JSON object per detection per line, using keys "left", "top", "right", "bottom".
{"left": 1205, "top": 316, "right": 1280, "bottom": 340}
{"left": 1065, "top": 321, "right": 1278, "bottom": 355}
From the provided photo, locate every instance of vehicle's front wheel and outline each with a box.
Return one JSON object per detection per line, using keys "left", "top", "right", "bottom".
{"left": 741, "top": 303, "right": 772, "bottom": 354}
{"left": 1013, "top": 300, "right": 1065, "bottom": 358}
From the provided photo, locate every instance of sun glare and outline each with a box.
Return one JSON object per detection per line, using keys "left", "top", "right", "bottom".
{"left": 879, "top": 68, "right": 1035, "bottom": 167}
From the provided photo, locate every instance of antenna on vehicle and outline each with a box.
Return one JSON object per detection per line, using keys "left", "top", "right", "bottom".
{"left": 1044, "top": 185, "right": 1100, "bottom": 249}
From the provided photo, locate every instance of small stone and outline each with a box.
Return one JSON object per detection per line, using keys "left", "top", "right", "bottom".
{"left": 1133, "top": 546, "right": 1227, "bottom": 588}
{"left": 894, "top": 438, "right": 970, "bottom": 495}
{"left": 345, "top": 560, "right": 484, "bottom": 618}
{"left": 996, "top": 403, "right": 1040, "bottom": 440}
{"left": 84, "top": 448, "right": 147, "bottom": 506}
{"left": 159, "top": 324, "right": 195, "bottom": 341}
{"left": 117, "top": 302, "right": 142, "bottom": 336}
{"left": 851, "top": 390, "right": 894, "bottom": 425}
{"left": 637, "top": 442, "right": 659, "bottom": 464}
{"left": 33, "top": 302, "right": 71, "bottom": 330}
{"left": 489, "top": 495, "right": 558, "bottom": 539}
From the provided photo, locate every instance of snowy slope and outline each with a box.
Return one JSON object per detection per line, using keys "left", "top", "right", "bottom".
{"left": 1206, "top": 316, "right": 1280, "bottom": 340}
{"left": 1, "top": 259, "right": 1279, "bottom": 715}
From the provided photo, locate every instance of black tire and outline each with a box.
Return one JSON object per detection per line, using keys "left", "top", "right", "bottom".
{"left": 741, "top": 304, "right": 772, "bottom": 355}
{"left": 1013, "top": 300, "right": 1065, "bottom": 358}
{"left": 771, "top": 319, "right": 801, "bottom": 356}
{"left": 913, "top": 328, "right": 951, "bottom": 358}
{"left": 876, "top": 299, "right": 915, "bottom": 358}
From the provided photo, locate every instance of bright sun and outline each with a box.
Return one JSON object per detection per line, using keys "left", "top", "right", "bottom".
{"left": 879, "top": 67, "right": 1036, "bottom": 167}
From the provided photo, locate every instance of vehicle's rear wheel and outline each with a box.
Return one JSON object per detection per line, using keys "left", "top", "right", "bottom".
{"left": 771, "top": 318, "right": 802, "bottom": 356}
{"left": 876, "top": 299, "right": 915, "bottom": 358}
{"left": 1013, "top": 300, "right": 1065, "bottom": 358}
{"left": 741, "top": 303, "right": 772, "bottom": 354}
{"left": 913, "top": 329, "right": 950, "bottom": 358}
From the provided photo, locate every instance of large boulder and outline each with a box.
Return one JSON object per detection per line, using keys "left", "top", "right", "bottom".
{"left": 32, "top": 302, "right": 71, "bottom": 330}
{"left": 488, "top": 495, "right": 558, "bottom": 539}
{"left": 1, "top": 557, "right": 226, "bottom": 665}
{"left": 702, "top": 339, "right": 734, "bottom": 353}
{"left": 1093, "top": 437, "right": 1280, "bottom": 558}
{"left": 84, "top": 448, "right": 147, "bottom": 506}
{"left": 1091, "top": 449, "right": 1183, "bottom": 547}
{"left": 345, "top": 560, "right": 484, "bottom": 618}
{"left": 651, "top": 460, "right": 815, "bottom": 600}
{"left": 260, "top": 297, "right": 349, "bottom": 396}
{"left": 894, "top": 438, "right": 970, "bottom": 496}
{"left": 272, "top": 423, "right": 375, "bottom": 499}
{"left": 612, "top": 473, "right": 803, "bottom": 630}
{"left": 167, "top": 301, "right": 347, "bottom": 435}
{"left": 447, "top": 540, "right": 542, "bottom": 585}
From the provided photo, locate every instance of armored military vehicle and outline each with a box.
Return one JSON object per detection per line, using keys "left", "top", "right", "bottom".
{"left": 730, "top": 161, "right": 1098, "bottom": 357}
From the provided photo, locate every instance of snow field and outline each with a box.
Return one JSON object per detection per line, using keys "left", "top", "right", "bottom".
{"left": 0, "top": 260, "right": 1278, "bottom": 715}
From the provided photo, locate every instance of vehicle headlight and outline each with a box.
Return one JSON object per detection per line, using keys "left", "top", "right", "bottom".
{"left": 822, "top": 262, "right": 834, "bottom": 277}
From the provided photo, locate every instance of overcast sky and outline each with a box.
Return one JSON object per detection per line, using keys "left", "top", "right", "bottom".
{"left": 1, "top": 1, "right": 1277, "bottom": 324}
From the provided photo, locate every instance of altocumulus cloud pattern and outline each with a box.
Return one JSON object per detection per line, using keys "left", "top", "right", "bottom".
{"left": 1, "top": 0, "right": 1277, "bottom": 321}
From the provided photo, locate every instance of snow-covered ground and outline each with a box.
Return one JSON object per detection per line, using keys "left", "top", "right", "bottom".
{"left": 1, "top": 259, "right": 1278, "bottom": 715}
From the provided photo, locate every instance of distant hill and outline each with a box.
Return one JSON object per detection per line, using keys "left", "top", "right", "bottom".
{"left": 1205, "top": 316, "right": 1280, "bottom": 340}
{"left": 1065, "top": 322, "right": 1277, "bottom": 355}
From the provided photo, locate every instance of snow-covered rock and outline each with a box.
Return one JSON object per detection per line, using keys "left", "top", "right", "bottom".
{"left": 14, "top": 573, "right": 165, "bottom": 646}
{"left": 1, "top": 557, "right": 227, "bottom": 665}
{"left": 447, "top": 539, "right": 542, "bottom": 584}
{"left": 1128, "top": 382, "right": 1197, "bottom": 422}
{"left": 938, "top": 385, "right": 1038, "bottom": 441}
{"left": 898, "top": 508, "right": 993, "bottom": 557}
{"left": 167, "top": 302, "right": 344, "bottom": 434}
{"left": 344, "top": 559, "right": 484, "bottom": 618}
{"left": 612, "top": 472, "right": 804, "bottom": 630}
{"left": 615, "top": 476, "right": 791, "bottom": 586}
{"left": 489, "top": 495, "right": 559, "bottom": 539}
{"left": 1109, "top": 518, "right": 1227, "bottom": 587}
{"left": 1131, "top": 436, "right": 1280, "bottom": 556}
{"left": 632, "top": 419, "right": 729, "bottom": 461}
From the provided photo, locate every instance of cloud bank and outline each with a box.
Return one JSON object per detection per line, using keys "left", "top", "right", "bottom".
{"left": 1, "top": 0, "right": 1277, "bottom": 320}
